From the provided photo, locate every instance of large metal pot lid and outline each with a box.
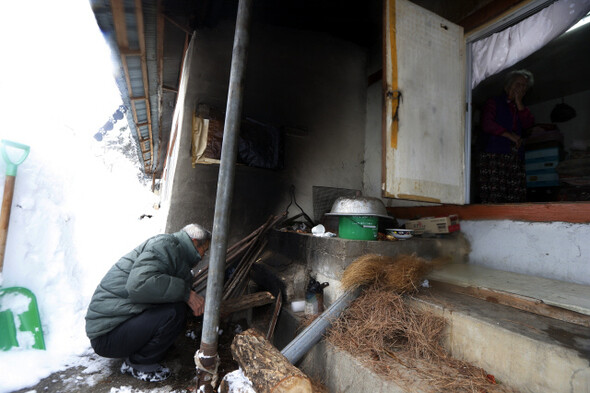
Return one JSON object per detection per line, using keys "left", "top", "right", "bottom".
{"left": 325, "top": 196, "right": 392, "bottom": 219}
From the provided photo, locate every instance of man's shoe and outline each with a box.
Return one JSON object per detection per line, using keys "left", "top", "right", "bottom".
{"left": 120, "top": 360, "right": 171, "bottom": 382}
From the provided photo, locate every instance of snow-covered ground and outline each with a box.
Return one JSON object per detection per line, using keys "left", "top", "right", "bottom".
{"left": 0, "top": 1, "right": 165, "bottom": 391}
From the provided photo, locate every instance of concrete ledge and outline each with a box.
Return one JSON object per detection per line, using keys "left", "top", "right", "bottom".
{"left": 411, "top": 288, "right": 590, "bottom": 393}
{"left": 260, "top": 230, "right": 470, "bottom": 304}
{"left": 300, "top": 341, "right": 413, "bottom": 393}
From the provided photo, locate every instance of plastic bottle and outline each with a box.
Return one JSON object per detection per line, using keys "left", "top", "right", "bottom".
{"left": 305, "top": 278, "right": 319, "bottom": 315}
{"left": 305, "top": 277, "right": 329, "bottom": 315}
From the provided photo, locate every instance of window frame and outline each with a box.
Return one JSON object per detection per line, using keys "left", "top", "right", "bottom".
{"left": 462, "top": 0, "right": 589, "bottom": 214}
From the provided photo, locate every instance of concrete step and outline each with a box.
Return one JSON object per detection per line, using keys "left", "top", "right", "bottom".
{"left": 273, "top": 286, "right": 590, "bottom": 393}
{"left": 261, "top": 230, "right": 590, "bottom": 392}
{"left": 410, "top": 287, "right": 590, "bottom": 393}
{"left": 427, "top": 263, "right": 590, "bottom": 316}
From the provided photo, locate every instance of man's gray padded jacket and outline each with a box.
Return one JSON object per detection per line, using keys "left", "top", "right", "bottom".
{"left": 85, "top": 230, "right": 200, "bottom": 340}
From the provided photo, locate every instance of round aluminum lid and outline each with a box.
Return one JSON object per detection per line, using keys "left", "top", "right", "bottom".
{"left": 325, "top": 196, "right": 391, "bottom": 219}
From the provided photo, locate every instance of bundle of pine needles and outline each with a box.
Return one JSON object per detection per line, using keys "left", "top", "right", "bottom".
{"left": 327, "top": 287, "right": 516, "bottom": 392}
{"left": 327, "top": 254, "right": 517, "bottom": 392}
{"left": 327, "top": 286, "right": 446, "bottom": 362}
{"left": 340, "top": 253, "right": 432, "bottom": 294}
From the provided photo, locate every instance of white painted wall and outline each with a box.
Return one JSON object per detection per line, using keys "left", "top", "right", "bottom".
{"left": 528, "top": 89, "right": 590, "bottom": 151}
{"left": 461, "top": 220, "right": 590, "bottom": 285}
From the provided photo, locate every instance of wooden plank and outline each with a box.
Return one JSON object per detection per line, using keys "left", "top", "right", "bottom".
{"left": 431, "top": 280, "right": 590, "bottom": 328}
{"left": 163, "top": 13, "right": 193, "bottom": 34}
{"left": 119, "top": 49, "right": 142, "bottom": 56}
{"left": 458, "top": 0, "right": 526, "bottom": 34}
{"left": 220, "top": 291, "right": 275, "bottom": 316}
{"left": 161, "top": 31, "right": 189, "bottom": 180}
{"left": 386, "top": 202, "right": 590, "bottom": 223}
{"left": 110, "top": 0, "right": 128, "bottom": 49}
{"left": 111, "top": 0, "right": 145, "bottom": 169}
{"left": 157, "top": 0, "right": 164, "bottom": 94}
{"left": 266, "top": 292, "right": 282, "bottom": 341}
{"left": 134, "top": 0, "right": 154, "bottom": 172}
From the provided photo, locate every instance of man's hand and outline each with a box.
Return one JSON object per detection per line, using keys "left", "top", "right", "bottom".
{"left": 186, "top": 290, "right": 205, "bottom": 316}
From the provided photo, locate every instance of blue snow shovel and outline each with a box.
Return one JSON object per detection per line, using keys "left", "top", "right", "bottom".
{"left": 0, "top": 140, "right": 45, "bottom": 351}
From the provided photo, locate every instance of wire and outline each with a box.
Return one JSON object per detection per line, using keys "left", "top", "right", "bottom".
{"left": 284, "top": 185, "right": 314, "bottom": 227}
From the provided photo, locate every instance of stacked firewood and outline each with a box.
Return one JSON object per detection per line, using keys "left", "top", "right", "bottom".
{"left": 192, "top": 214, "right": 286, "bottom": 316}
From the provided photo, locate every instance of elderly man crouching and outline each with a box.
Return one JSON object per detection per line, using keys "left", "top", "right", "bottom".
{"left": 85, "top": 223, "right": 211, "bottom": 382}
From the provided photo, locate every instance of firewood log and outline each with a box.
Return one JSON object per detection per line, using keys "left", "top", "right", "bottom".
{"left": 220, "top": 291, "right": 275, "bottom": 316}
{"left": 231, "top": 329, "right": 312, "bottom": 393}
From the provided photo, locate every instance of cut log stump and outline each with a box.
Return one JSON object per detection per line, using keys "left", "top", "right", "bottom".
{"left": 230, "top": 329, "right": 312, "bottom": 393}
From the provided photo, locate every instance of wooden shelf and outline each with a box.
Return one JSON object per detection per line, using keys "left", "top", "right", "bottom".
{"left": 386, "top": 202, "right": 590, "bottom": 223}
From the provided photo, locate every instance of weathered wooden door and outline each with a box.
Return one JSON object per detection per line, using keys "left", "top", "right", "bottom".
{"left": 383, "top": 0, "right": 466, "bottom": 204}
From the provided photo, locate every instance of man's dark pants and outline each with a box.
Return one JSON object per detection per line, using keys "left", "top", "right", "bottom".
{"left": 90, "top": 303, "right": 187, "bottom": 371}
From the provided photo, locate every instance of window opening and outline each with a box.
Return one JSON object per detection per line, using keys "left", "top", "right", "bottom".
{"left": 466, "top": 2, "right": 590, "bottom": 203}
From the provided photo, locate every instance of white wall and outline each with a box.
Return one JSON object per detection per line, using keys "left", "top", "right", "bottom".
{"left": 461, "top": 220, "right": 590, "bottom": 285}
{"left": 529, "top": 89, "right": 590, "bottom": 151}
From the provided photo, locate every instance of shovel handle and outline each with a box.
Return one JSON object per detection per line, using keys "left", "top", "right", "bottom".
{"left": 0, "top": 175, "right": 15, "bottom": 272}
{"left": 0, "top": 140, "right": 28, "bottom": 272}
{"left": 1, "top": 140, "right": 30, "bottom": 177}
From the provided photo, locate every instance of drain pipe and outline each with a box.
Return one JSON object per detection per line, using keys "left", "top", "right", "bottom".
{"left": 195, "top": 0, "right": 253, "bottom": 391}
{"left": 281, "top": 287, "right": 362, "bottom": 364}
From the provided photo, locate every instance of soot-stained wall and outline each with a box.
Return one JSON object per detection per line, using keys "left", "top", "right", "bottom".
{"left": 164, "top": 18, "right": 368, "bottom": 241}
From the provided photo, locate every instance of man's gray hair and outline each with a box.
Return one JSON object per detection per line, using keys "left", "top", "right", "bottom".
{"left": 182, "top": 223, "right": 212, "bottom": 241}
{"left": 505, "top": 69, "right": 534, "bottom": 89}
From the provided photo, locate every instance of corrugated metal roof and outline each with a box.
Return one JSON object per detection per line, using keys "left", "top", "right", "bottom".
{"left": 90, "top": 0, "right": 190, "bottom": 178}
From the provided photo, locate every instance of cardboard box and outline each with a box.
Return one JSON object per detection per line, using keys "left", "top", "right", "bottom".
{"left": 405, "top": 215, "right": 460, "bottom": 234}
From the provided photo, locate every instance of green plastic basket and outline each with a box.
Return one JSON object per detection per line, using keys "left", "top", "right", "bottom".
{"left": 338, "top": 216, "right": 378, "bottom": 240}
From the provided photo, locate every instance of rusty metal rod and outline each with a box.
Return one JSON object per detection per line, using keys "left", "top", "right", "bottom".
{"left": 222, "top": 216, "right": 273, "bottom": 291}
{"left": 192, "top": 234, "right": 256, "bottom": 288}
{"left": 227, "top": 222, "right": 265, "bottom": 253}
{"left": 223, "top": 239, "right": 268, "bottom": 300}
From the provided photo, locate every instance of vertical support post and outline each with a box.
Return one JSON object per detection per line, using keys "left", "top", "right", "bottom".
{"left": 464, "top": 42, "right": 473, "bottom": 204}
{"left": 195, "top": 0, "right": 253, "bottom": 391}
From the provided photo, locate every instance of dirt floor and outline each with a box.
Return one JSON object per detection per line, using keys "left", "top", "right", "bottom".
{"left": 11, "top": 317, "right": 241, "bottom": 393}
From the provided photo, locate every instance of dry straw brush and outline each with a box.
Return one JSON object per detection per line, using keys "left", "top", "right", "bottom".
{"left": 340, "top": 253, "right": 434, "bottom": 294}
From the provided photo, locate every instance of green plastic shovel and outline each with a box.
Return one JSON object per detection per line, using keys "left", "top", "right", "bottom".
{"left": 0, "top": 140, "right": 45, "bottom": 351}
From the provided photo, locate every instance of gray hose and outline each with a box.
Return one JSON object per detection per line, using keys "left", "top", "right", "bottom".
{"left": 281, "top": 287, "right": 362, "bottom": 364}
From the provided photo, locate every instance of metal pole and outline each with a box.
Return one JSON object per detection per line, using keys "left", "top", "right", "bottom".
{"left": 195, "top": 0, "right": 252, "bottom": 391}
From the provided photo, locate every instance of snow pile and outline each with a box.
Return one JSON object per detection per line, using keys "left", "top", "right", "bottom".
{"left": 221, "top": 368, "right": 256, "bottom": 393}
{"left": 0, "top": 1, "right": 165, "bottom": 392}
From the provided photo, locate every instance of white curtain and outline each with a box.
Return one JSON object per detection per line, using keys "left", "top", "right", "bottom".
{"left": 472, "top": 0, "right": 590, "bottom": 88}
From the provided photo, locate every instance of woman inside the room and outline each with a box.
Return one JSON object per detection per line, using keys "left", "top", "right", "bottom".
{"left": 478, "top": 69, "right": 535, "bottom": 203}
